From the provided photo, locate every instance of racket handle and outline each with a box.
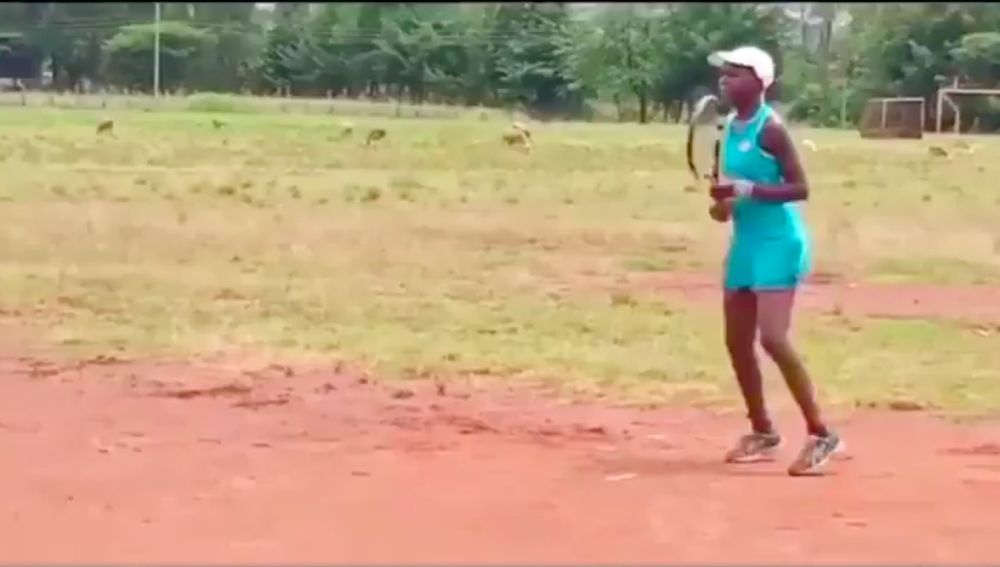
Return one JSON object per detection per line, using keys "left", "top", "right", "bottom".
{"left": 711, "top": 139, "right": 722, "bottom": 184}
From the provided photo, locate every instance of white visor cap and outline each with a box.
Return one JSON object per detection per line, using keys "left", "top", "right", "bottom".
{"left": 708, "top": 46, "right": 775, "bottom": 89}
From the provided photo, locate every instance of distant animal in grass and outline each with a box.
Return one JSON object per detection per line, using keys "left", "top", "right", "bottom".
{"left": 96, "top": 118, "right": 114, "bottom": 135}
{"left": 212, "top": 119, "right": 226, "bottom": 130}
{"left": 338, "top": 121, "right": 355, "bottom": 140}
{"left": 502, "top": 122, "right": 533, "bottom": 151}
{"left": 502, "top": 130, "right": 530, "bottom": 149}
{"left": 928, "top": 145, "right": 949, "bottom": 158}
{"left": 952, "top": 140, "right": 978, "bottom": 155}
{"left": 365, "top": 128, "right": 387, "bottom": 146}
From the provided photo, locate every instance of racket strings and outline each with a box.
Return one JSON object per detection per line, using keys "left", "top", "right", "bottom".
{"left": 687, "top": 95, "right": 723, "bottom": 183}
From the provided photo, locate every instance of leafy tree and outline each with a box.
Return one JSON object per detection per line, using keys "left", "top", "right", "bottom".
{"left": 104, "top": 21, "right": 212, "bottom": 92}
{"left": 951, "top": 32, "right": 1000, "bottom": 87}
{"left": 654, "top": 4, "right": 787, "bottom": 120}
{"left": 489, "top": 3, "right": 580, "bottom": 117}
{"left": 564, "top": 5, "right": 665, "bottom": 122}
{"left": 22, "top": 3, "right": 140, "bottom": 90}
{"left": 253, "top": 2, "right": 308, "bottom": 93}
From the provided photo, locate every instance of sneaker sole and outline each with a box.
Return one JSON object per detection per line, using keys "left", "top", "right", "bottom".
{"left": 725, "top": 441, "right": 783, "bottom": 464}
{"left": 788, "top": 439, "right": 848, "bottom": 477}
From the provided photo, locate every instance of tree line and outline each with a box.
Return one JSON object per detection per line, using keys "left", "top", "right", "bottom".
{"left": 1, "top": 3, "right": 1000, "bottom": 128}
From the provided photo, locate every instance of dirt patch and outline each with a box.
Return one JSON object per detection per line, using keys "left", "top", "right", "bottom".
{"left": 1, "top": 351, "right": 999, "bottom": 563}
{"left": 624, "top": 271, "right": 1000, "bottom": 325}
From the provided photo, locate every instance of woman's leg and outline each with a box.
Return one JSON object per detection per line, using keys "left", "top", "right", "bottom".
{"left": 754, "top": 289, "right": 827, "bottom": 436}
{"left": 723, "top": 289, "right": 781, "bottom": 463}
{"left": 756, "top": 289, "right": 844, "bottom": 475}
{"left": 724, "top": 289, "right": 773, "bottom": 434}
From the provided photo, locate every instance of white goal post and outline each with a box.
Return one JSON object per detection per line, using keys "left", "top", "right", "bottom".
{"left": 858, "top": 97, "right": 926, "bottom": 139}
{"left": 936, "top": 86, "right": 1000, "bottom": 134}
{"left": 870, "top": 97, "right": 926, "bottom": 130}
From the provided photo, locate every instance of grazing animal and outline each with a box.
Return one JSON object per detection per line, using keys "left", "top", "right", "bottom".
{"left": 928, "top": 145, "right": 948, "bottom": 158}
{"left": 365, "top": 128, "right": 387, "bottom": 146}
{"left": 96, "top": 118, "right": 114, "bottom": 135}
{"left": 212, "top": 119, "right": 226, "bottom": 130}
{"left": 502, "top": 130, "right": 530, "bottom": 149}
{"left": 502, "top": 121, "right": 533, "bottom": 151}
{"left": 338, "top": 121, "right": 355, "bottom": 140}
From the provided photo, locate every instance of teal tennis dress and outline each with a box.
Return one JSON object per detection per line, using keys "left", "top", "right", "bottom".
{"left": 721, "top": 103, "right": 811, "bottom": 291}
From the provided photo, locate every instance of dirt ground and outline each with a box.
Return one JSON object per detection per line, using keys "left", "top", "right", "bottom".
{"left": 1, "top": 279, "right": 999, "bottom": 564}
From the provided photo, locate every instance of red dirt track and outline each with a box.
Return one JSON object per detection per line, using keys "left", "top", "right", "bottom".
{"left": 2, "top": 346, "right": 999, "bottom": 563}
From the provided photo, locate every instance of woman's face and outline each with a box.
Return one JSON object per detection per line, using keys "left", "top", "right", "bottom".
{"left": 719, "top": 63, "right": 762, "bottom": 106}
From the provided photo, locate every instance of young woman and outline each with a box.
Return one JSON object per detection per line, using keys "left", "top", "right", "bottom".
{"left": 706, "top": 46, "right": 844, "bottom": 476}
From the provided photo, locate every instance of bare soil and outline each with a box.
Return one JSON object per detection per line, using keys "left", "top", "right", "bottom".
{"left": 1, "top": 343, "right": 998, "bottom": 563}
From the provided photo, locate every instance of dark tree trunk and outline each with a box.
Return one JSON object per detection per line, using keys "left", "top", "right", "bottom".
{"left": 637, "top": 89, "right": 648, "bottom": 124}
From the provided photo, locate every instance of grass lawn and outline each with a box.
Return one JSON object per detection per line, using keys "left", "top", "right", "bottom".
{"left": 1, "top": 105, "right": 998, "bottom": 412}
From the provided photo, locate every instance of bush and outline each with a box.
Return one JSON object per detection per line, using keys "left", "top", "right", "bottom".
{"left": 786, "top": 82, "right": 866, "bottom": 128}
{"left": 185, "top": 93, "right": 259, "bottom": 113}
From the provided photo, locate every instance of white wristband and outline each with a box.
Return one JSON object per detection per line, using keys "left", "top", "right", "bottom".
{"left": 733, "top": 179, "right": 754, "bottom": 199}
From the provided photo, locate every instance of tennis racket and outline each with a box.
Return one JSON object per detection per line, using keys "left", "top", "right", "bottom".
{"left": 686, "top": 93, "right": 723, "bottom": 184}
{"left": 685, "top": 94, "right": 731, "bottom": 221}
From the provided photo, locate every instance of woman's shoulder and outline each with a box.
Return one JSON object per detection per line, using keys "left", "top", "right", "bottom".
{"left": 762, "top": 104, "right": 786, "bottom": 128}
{"left": 761, "top": 105, "right": 792, "bottom": 137}
{"left": 759, "top": 107, "right": 797, "bottom": 156}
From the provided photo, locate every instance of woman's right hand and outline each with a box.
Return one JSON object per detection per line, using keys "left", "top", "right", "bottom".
{"left": 709, "top": 198, "right": 733, "bottom": 223}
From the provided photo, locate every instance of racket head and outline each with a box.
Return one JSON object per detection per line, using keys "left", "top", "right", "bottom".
{"left": 686, "top": 94, "right": 723, "bottom": 184}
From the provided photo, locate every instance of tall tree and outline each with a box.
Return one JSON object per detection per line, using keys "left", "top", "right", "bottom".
{"left": 652, "top": 3, "right": 787, "bottom": 119}
{"left": 104, "top": 21, "right": 212, "bottom": 92}
{"left": 490, "top": 2, "right": 580, "bottom": 117}
{"left": 567, "top": 5, "right": 664, "bottom": 123}
{"left": 254, "top": 2, "right": 309, "bottom": 93}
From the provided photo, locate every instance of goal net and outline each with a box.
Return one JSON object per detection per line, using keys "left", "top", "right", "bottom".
{"left": 935, "top": 88, "right": 1000, "bottom": 134}
{"left": 858, "top": 97, "right": 925, "bottom": 139}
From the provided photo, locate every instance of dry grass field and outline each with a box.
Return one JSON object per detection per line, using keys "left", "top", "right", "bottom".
{"left": 1, "top": 105, "right": 998, "bottom": 409}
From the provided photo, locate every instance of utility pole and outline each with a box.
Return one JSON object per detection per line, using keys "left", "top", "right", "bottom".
{"left": 841, "top": 77, "right": 848, "bottom": 128}
{"left": 153, "top": 2, "right": 161, "bottom": 97}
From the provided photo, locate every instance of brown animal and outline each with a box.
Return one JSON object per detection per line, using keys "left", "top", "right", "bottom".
{"left": 511, "top": 121, "right": 532, "bottom": 140}
{"left": 502, "top": 130, "right": 530, "bottom": 149}
{"left": 365, "top": 128, "right": 387, "bottom": 146}
{"left": 502, "top": 121, "right": 533, "bottom": 151}
{"left": 212, "top": 119, "right": 226, "bottom": 129}
{"left": 928, "top": 145, "right": 949, "bottom": 158}
{"left": 96, "top": 118, "right": 114, "bottom": 135}
{"left": 338, "top": 121, "right": 355, "bottom": 140}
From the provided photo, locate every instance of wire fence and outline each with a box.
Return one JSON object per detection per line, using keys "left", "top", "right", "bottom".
{"left": 0, "top": 90, "right": 519, "bottom": 121}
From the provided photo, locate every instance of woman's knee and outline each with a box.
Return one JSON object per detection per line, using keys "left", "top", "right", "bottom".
{"left": 759, "top": 332, "right": 794, "bottom": 360}
{"left": 756, "top": 290, "right": 795, "bottom": 353}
